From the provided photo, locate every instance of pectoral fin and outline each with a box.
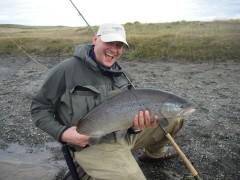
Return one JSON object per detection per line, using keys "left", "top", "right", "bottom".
{"left": 88, "top": 130, "right": 128, "bottom": 146}
{"left": 114, "top": 129, "right": 128, "bottom": 140}
{"left": 88, "top": 137, "right": 102, "bottom": 146}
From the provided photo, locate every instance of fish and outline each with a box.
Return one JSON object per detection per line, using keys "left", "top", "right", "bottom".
{"left": 76, "top": 88, "right": 196, "bottom": 145}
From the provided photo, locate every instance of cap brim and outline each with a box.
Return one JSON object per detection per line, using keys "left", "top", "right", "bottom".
{"left": 100, "top": 33, "right": 129, "bottom": 47}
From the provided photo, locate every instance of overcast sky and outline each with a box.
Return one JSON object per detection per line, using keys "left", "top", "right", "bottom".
{"left": 0, "top": 0, "right": 240, "bottom": 27}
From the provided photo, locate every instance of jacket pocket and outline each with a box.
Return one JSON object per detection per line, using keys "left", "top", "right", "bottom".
{"left": 107, "top": 75, "right": 132, "bottom": 99}
{"left": 57, "top": 85, "right": 100, "bottom": 126}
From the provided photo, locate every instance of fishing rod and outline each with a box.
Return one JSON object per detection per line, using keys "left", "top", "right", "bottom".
{"left": 69, "top": 0, "right": 96, "bottom": 35}
{"left": 159, "top": 123, "right": 201, "bottom": 180}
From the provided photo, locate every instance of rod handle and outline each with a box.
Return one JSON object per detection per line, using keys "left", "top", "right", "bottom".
{"left": 165, "top": 133, "right": 200, "bottom": 177}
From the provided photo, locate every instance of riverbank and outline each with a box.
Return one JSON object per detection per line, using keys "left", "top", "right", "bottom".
{"left": 0, "top": 55, "right": 239, "bottom": 179}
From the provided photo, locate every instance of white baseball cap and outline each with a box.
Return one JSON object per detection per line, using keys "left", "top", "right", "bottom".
{"left": 97, "top": 23, "right": 129, "bottom": 47}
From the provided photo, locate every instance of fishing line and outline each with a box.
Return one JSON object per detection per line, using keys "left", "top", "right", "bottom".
{"left": 0, "top": 1, "right": 87, "bottom": 72}
{"left": 1, "top": 30, "right": 49, "bottom": 71}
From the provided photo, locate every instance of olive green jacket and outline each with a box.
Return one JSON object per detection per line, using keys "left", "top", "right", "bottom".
{"left": 31, "top": 44, "right": 132, "bottom": 142}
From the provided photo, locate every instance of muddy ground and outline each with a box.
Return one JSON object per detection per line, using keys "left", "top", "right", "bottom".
{"left": 0, "top": 55, "right": 239, "bottom": 180}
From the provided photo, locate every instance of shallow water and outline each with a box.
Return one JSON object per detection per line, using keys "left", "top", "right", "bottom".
{"left": 0, "top": 142, "right": 65, "bottom": 180}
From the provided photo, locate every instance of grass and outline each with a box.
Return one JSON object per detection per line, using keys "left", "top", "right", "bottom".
{"left": 0, "top": 20, "right": 239, "bottom": 61}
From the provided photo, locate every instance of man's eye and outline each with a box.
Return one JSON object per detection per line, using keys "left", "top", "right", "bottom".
{"left": 107, "top": 42, "right": 124, "bottom": 48}
{"left": 116, "top": 43, "right": 124, "bottom": 48}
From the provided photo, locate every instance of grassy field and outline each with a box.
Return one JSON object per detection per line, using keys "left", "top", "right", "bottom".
{"left": 0, "top": 20, "right": 239, "bottom": 61}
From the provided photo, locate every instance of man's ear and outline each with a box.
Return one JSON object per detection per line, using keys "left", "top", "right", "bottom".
{"left": 93, "top": 35, "right": 98, "bottom": 45}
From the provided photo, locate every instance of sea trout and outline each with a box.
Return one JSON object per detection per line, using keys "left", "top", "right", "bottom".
{"left": 76, "top": 88, "right": 196, "bottom": 145}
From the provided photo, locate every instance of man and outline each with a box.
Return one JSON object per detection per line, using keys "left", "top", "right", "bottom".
{"left": 31, "top": 23, "right": 183, "bottom": 179}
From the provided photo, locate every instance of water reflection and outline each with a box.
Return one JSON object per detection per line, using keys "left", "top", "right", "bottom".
{"left": 0, "top": 142, "right": 65, "bottom": 180}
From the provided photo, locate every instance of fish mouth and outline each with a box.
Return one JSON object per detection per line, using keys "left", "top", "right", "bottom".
{"left": 178, "top": 105, "right": 196, "bottom": 116}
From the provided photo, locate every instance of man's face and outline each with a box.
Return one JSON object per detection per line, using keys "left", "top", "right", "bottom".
{"left": 93, "top": 36, "right": 124, "bottom": 67}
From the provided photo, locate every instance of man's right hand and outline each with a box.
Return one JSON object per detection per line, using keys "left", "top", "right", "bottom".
{"left": 132, "top": 110, "right": 158, "bottom": 130}
{"left": 61, "top": 126, "right": 89, "bottom": 147}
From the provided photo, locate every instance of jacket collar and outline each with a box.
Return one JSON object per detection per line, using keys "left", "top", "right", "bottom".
{"left": 74, "top": 44, "right": 124, "bottom": 76}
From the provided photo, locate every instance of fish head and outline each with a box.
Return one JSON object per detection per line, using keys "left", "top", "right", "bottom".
{"left": 160, "top": 96, "right": 196, "bottom": 119}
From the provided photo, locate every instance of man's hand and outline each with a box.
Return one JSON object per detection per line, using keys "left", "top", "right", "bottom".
{"left": 61, "top": 126, "right": 89, "bottom": 147}
{"left": 132, "top": 110, "right": 158, "bottom": 130}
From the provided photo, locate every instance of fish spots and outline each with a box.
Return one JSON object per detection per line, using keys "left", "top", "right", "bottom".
{"left": 77, "top": 88, "right": 196, "bottom": 145}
